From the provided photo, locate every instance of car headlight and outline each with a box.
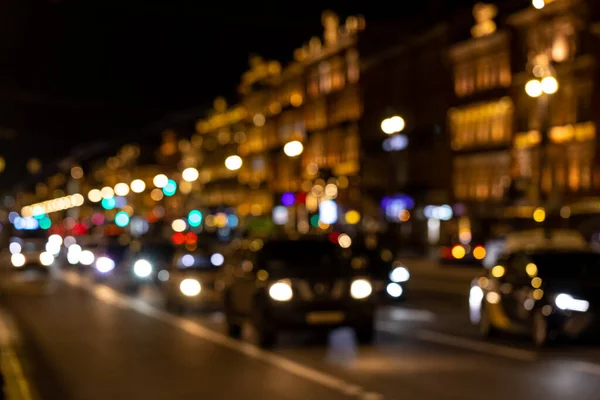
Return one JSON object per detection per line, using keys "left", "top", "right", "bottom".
{"left": 351, "top": 279, "right": 372, "bottom": 299}
{"left": 133, "top": 259, "right": 152, "bottom": 278}
{"left": 79, "top": 250, "right": 95, "bottom": 266}
{"left": 96, "top": 257, "right": 115, "bottom": 273}
{"left": 386, "top": 283, "right": 403, "bottom": 298}
{"left": 269, "top": 281, "right": 293, "bottom": 302}
{"left": 555, "top": 293, "right": 589, "bottom": 312}
{"left": 390, "top": 266, "right": 410, "bottom": 283}
{"left": 180, "top": 279, "right": 201, "bottom": 297}
{"left": 11, "top": 253, "right": 25, "bottom": 267}
{"left": 39, "top": 252, "right": 54, "bottom": 266}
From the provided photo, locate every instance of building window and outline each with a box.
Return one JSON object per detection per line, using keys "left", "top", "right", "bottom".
{"left": 307, "top": 69, "right": 319, "bottom": 97}
{"left": 450, "top": 98, "right": 513, "bottom": 150}
{"left": 453, "top": 53, "right": 510, "bottom": 97}
{"left": 347, "top": 49, "right": 359, "bottom": 83}
{"left": 454, "top": 152, "right": 510, "bottom": 201}
{"left": 319, "top": 61, "right": 332, "bottom": 94}
{"left": 330, "top": 56, "right": 345, "bottom": 91}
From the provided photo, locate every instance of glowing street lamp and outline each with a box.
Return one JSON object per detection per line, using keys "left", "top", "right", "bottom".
{"left": 182, "top": 167, "right": 199, "bottom": 182}
{"left": 283, "top": 141, "right": 304, "bottom": 157}
{"left": 381, "top": 115, "right": 405, "bottom": 135}
{"left": 153, "top": 174, "right": 168, "bottom": 188}
{"left": 225, "top": 155, "right": 243, "bottom": 171}
{"left": 541, "top": 76, "right": 559, "bottom": 94}
{"left": 525, "top": 79, "right": 543, "bottom": 98}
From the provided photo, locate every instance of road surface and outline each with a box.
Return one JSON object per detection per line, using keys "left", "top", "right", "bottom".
{"left": 2, "top": 267, "right": 600, "bottom": 400}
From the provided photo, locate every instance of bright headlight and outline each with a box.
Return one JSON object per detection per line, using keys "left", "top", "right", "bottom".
{"left": 39, "top": 252, "right": 54, "bottom": 266}
{"left": 390, "top": 266, "right": 410, "bottom": 283}
{"left": 469, "top": 285, "right": 484, "bottom": 306}
{"left": 79, "top": 250, "right": 95, "bottom": 266}
{"left": 11, "top": 253, "right": 25, "bottom": 267}
{"left": 387, "top": 283, "right": 403, "bottom": 298}
{"left": 133, "top": 259, "right": 152, "bottom": 278}
{"left": 269, "top": 281, "right": 293, "bottom": 302}
{"left": 96, "top": 257, "right": 115, "bottom": 273}
{"left": 555, "top": 293, "right": 589, "bottom": 312}
{"left": 351, "top": 279, "right": 372, "bottom": 299}
{"left": 180, "top": 279, "right": 201, "bottom": 297}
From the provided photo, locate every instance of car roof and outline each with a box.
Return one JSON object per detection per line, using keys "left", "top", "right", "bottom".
{"left": 503, "top": 229, "right": 587, "bottom": 254}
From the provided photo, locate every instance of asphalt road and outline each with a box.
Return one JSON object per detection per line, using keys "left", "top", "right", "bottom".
{"left": 2, "top": 268, "right": 600, "bottom": 400}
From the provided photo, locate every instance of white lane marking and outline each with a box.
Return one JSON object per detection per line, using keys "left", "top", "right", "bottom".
{"left": 573, "top": 361, "right": 600, "bottom": 376}
{"left": 416, "top": 330, "right": 537, "bottom": 362}
{"left": 0, "top": 311, "right": 34, "bottom": 400}
{"left": 61, "top": 271, "right": 382, "bottom": 399}
{"left": 387, "top": 308, "right": 436, "bottom": 323}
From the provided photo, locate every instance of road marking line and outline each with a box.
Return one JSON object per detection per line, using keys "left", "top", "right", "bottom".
{"left": 416, "top": 329, "right": 538, "bottom": 362}
{"left": 61, "top": 271, "right": 382, "bottom": 399}
{"left": 0, "top": 311, "right": 34, "bottom": 400}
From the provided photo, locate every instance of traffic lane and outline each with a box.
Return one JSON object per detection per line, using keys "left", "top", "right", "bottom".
{"left": 125, "top": 286, "right": 600, "bottom": 400}
{"left": 396, "top": 289, "right": 600, "bottom": 364}
{"left": 66, "top": 272, "right": 600, "bottom": 399}
{"left": 3, "top": 281, "right": 357, "bottom": 400}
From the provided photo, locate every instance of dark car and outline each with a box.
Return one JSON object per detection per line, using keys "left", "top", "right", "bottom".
{"left": 224, "top": 238, "right": 377, "bottom": 348}
{"left": 163, "top": 246, "right": 226, "bottom": 313}
{"left": 88, "top": 240, "right": 129, "bottom": 283}
{"left": 118, "top": 240, "right": 176, "bottom": 294}
{"left": 342, "top": 243, "right": 410, "bottom": 301}
{"left": 470, "top": 248, "right": 600, "bottom": 347}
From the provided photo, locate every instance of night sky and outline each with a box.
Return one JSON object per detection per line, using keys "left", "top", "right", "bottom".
{"left": 0, "top": 0, "right": 487, "bottom": 191}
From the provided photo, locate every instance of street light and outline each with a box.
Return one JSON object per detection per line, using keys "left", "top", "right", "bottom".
{"left": 283, "top": 141, "right": 304, "bottom": 157}
{"left": 525, "top": 79, "right": 543, "bottom": 98}
{"left": 225, "top": 155, "right": 243, "bottom": 171}
{"left": 381, "top": 115, "right": 405, "bottom": 135}
{"left": 153, "top": 174, "right": 168, "bottom": 188}
{"left": 182, "top": 167, "right": 199, "bottom": 182}
{"left": 541, "top": 76, "right": 559, "bottom": 94}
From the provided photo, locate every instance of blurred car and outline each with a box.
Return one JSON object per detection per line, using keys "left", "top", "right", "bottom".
{"left": 88, "top": 240, "right": 129, "bottom": 283}
{"left": 469, "top": 229, "right": 599, "bottom": 347}
{"left": 224, "top": 238, "right": 377, "bottom": 348}
{"left": 2, "top": 237, "right": 54, "bottom": 289}
{"left": 439, "top": 243, "right": 487, "bottom": 266}
{"left": 340, "top": 243, "right": 410, "bottom": 301}
{"left": 162, "top": 246, "right": 226, "bottom": 313}
{"left": 118, "top": 239, "right": 176, "bottom": 294}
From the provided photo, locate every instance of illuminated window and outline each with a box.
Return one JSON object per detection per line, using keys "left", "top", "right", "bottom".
{"left": 319, "top": 61, "right": 332, "bottom": 94}
{"left": 454, "top": 152, "right": 510, "bottom": 201}
{"left": 307, "top": 69, "right": 319, "bottom": 97}
{"left": 450, "top": 98, "right": 513, "bottom": 150}
{"left": 331, "top": 56, "right": 345, "bottom": 90}
{"left": 347, "top": 49, "right": 359, "bottom": 83}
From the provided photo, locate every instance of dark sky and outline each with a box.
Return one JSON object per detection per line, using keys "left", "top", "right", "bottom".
{"left": 0, "top": 0, "right": 486, "bottom": 191}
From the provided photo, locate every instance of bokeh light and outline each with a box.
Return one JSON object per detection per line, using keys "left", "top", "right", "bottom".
{"left": 188, "top": 210, "right": 203, "bottom": 227}
{"left": 115, "top": 211, "right": 130, "bottom": 227}
{"left": 131, "top": 179, "right": 146, "bottom": 193}
{"left": 153, "top": 174, "right": 168, "bottom": 188}
{"left": 162, "top": 179, "right": 177, "bottom": 196}
{"left": 172, "top": 219, "right": 187, "bottom": 232}
{"left": 182, "top": 167, "right": 199, "bottom": 182}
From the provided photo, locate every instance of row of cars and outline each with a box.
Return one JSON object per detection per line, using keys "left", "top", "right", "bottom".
{"left": 64, "top": 234, "right": 411, "bottom": 348}
{"left": 469, "top": 229, "right": 600, "bottom": 347}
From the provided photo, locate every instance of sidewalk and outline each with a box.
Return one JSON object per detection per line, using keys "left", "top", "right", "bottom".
{"left": 0, "top": 310, "right": 35, "bottom": 400}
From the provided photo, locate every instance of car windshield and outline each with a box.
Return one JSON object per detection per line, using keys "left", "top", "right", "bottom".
{"left": 532, "top": 253, "right": 600, "bottom": 281}
{"left": 103, "top": 244, "right": 128, "bottom": 264}
{"left": 260, "top": 240, "right": 346, "bottom": 273}
{"left": 139, "top": 243, "right": 176, "bottom": 262}
{"left": 21, "top": 240, "right": 45, "bottom": 253}
{"left": 174, "top": 251, "right": 217, "bottom": 271}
